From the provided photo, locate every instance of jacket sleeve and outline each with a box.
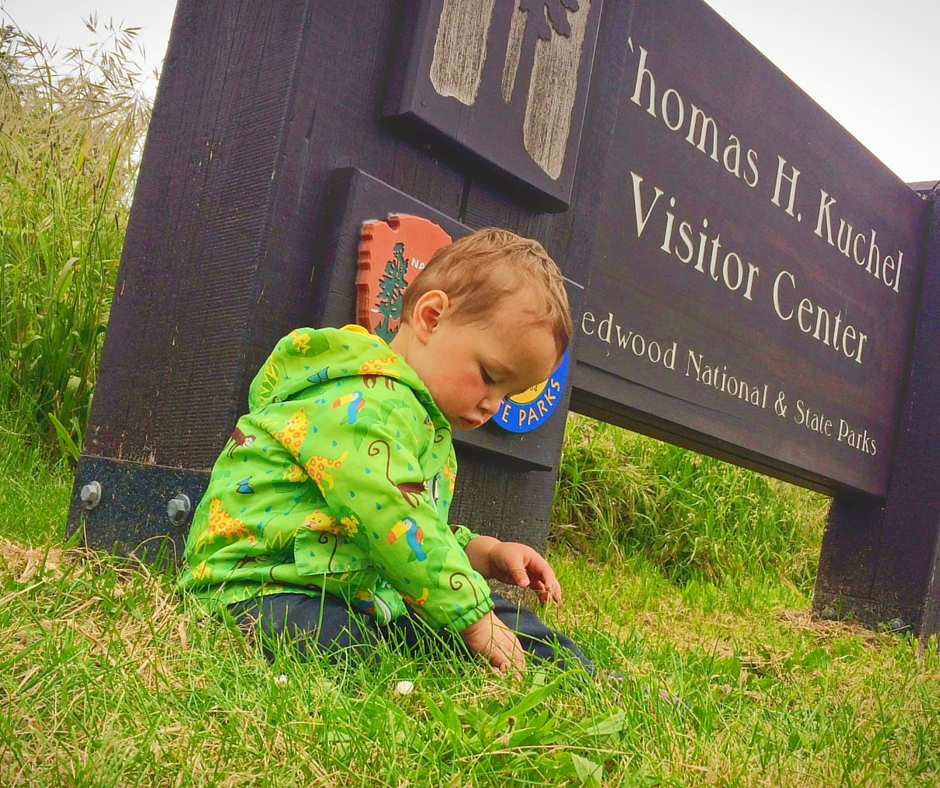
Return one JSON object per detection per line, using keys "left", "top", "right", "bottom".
{"left": 278, "top": 385, "right": 493, "bottom": 632}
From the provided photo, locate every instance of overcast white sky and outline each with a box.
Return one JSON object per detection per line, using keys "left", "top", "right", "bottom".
{"left": 3, "top": 0, "right": 937, "bottom": 183}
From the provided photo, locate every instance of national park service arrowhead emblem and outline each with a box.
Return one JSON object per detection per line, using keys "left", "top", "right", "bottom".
{"left": 357, "top": 214, "right": 453, "bottom": 342}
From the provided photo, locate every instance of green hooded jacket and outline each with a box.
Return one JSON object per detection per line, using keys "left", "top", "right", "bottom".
{"left": 177, "top": 325, "right": 494, "bottom": 632}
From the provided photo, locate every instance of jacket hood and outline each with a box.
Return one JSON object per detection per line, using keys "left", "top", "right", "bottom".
{"left": 248, "top": 325, "right": 450, "bottom": 432}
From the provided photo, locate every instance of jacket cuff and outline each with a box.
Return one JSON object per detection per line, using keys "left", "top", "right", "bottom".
{"left": 444, "top": 591, "right": 495, "bottom": 634}
{"left": 449, "top": 524, "right": 480, "bottom": 550}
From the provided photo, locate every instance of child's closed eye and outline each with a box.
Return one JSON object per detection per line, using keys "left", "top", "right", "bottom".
{"left": 480, "top": 366, "right": 496, "bottom": 386}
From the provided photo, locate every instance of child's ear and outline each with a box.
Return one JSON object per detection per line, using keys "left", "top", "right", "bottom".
{"left": 412, "top": 290, "right": 449, "bottom": 343}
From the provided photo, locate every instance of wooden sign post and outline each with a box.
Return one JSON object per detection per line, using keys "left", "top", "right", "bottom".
{"left": 68, "top": 0, "right": 940, "bottom": 635}
{"left": 816, "top": 192, "right": 940, "bottom": 631}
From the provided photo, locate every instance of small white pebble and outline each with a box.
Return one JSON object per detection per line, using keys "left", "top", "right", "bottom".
{"left": 394, "top": 680, "right": 415, "bottom": 696}
{"left": 274, "top": 674, "right": 288, "bottom": 686}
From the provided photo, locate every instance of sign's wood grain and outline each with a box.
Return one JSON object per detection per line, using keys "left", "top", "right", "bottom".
{"left": 385, "top": 0, "right": 604, "bottom": 210}
{"left": 571, "top": 0, "right": 931, "bottom": 498}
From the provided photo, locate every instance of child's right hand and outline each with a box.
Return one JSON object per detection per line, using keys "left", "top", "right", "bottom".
{"left": 460, "top": 610, "right": 526, "bottom": 675}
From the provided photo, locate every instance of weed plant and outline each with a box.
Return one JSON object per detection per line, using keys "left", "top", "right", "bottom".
{"left": 0, "top": 419, "right": 69, "bottom": 547}
{"left": 0, "top": 19, "right": 150, "bottom": 461}
{"left": 553, "top": 415, "right": 828, "bottom": 591}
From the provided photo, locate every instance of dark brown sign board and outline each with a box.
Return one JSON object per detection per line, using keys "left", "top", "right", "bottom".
{"left": 67, "top": 0, "right": 940, "bottom": 633}
{"left": 571, "top": 0, "right": 931, "bottom": 499}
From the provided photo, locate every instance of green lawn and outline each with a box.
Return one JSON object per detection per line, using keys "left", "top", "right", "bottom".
{"left": 2, "top": 421, "right": 938, "bottom": 787}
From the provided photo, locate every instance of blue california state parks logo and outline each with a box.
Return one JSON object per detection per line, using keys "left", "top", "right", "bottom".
{"left": 494, "top": 351, "right": 569, "bottom": 434}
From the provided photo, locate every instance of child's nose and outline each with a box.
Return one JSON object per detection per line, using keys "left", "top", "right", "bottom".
{"left": 479, "top": 395, "right": 502, "bottom": 417}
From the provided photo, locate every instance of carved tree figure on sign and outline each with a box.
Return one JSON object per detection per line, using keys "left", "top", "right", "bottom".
{"left": 430, "top": 0, "right": 592, "bottom": 180}
{"left": 375, "top": 243, "right": 409, "bottom": 342}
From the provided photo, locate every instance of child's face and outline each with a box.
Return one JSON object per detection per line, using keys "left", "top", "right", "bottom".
{"left": 412, "top": 294, "right": 559, "bottom": 430}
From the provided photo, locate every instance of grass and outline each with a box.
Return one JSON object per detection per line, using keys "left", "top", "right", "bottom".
{"left": 2, "top": 15, "right": 939, "bottom": 788}
{"left": 0, "top": 371, "right": 914, "bottom": 783}
{"left": 0, "top": 417, "right": 70, "bottom": 546}
{"left": 552, "top": 416, "right": 827, "bottom": 591}
{"left": 0, "top": 18, "right": 150, "bottom": 461}
{"left": 2, "top": 418, "right": 939, "bottom": 787}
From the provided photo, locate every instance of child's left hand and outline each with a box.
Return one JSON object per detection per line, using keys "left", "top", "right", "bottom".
{"left": 468, "top": 538, "right": 562, "bottom": 605}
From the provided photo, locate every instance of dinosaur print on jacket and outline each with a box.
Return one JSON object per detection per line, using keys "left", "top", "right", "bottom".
{"left": 192, "top": 497, "right": 255, "bottom": 554}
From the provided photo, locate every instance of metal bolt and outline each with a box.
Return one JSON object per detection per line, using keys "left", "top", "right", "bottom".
{"left": 889, "top": 618, "right": 906, "bottom": 632}
{"left": 167, "top": 494, "right": 192, "bottom": 527}
{"left": 80, "top": 481, "right": 102, "bottom": 510}
{"left": 820, "top": 606, "right": 837, "bottom": 621}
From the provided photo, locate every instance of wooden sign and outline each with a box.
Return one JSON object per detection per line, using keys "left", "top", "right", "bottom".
{"left": 385, "top": 0, "right": 604, "bottom": 210}
{"left": 68, "top": 0, "right": 940, "bottom": 634}
{"left": 571, "top": 0, "right": 932, "bottom": 498}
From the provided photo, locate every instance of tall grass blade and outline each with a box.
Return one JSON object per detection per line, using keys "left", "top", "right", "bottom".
{"left": 0, "top": 19, "right": 150, "bottom": 462}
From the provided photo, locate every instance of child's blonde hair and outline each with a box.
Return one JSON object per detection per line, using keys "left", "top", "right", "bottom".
{"left": 401, "top": 228, "right": 572, "bottom": 358}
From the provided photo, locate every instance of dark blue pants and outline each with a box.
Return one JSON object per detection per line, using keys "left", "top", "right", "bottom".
{"left": 230, "top": 592, "right": 594, "bottom": 674}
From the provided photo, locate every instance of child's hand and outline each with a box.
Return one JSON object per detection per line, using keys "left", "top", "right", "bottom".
{"left": 487, "top": 541, "right": 562, "bottom": 606}
{"left": 460, "top": 610, "right": 526, "bottom": 676}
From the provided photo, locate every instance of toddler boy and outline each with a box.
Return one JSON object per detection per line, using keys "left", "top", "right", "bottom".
{"left": 178, "top": 228, "right": 591, "bottom": 674}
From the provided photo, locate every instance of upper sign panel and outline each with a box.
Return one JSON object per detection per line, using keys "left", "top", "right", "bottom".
{"left": 574, "top": 0, "right": 932, "bottom": 497}
{"left": 385, "top": 0, "right": 604, "bottom": 211}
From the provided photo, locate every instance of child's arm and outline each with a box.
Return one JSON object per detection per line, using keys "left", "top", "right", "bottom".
{"left": 463, "top": 536, "right": 562, "bottom": 605}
